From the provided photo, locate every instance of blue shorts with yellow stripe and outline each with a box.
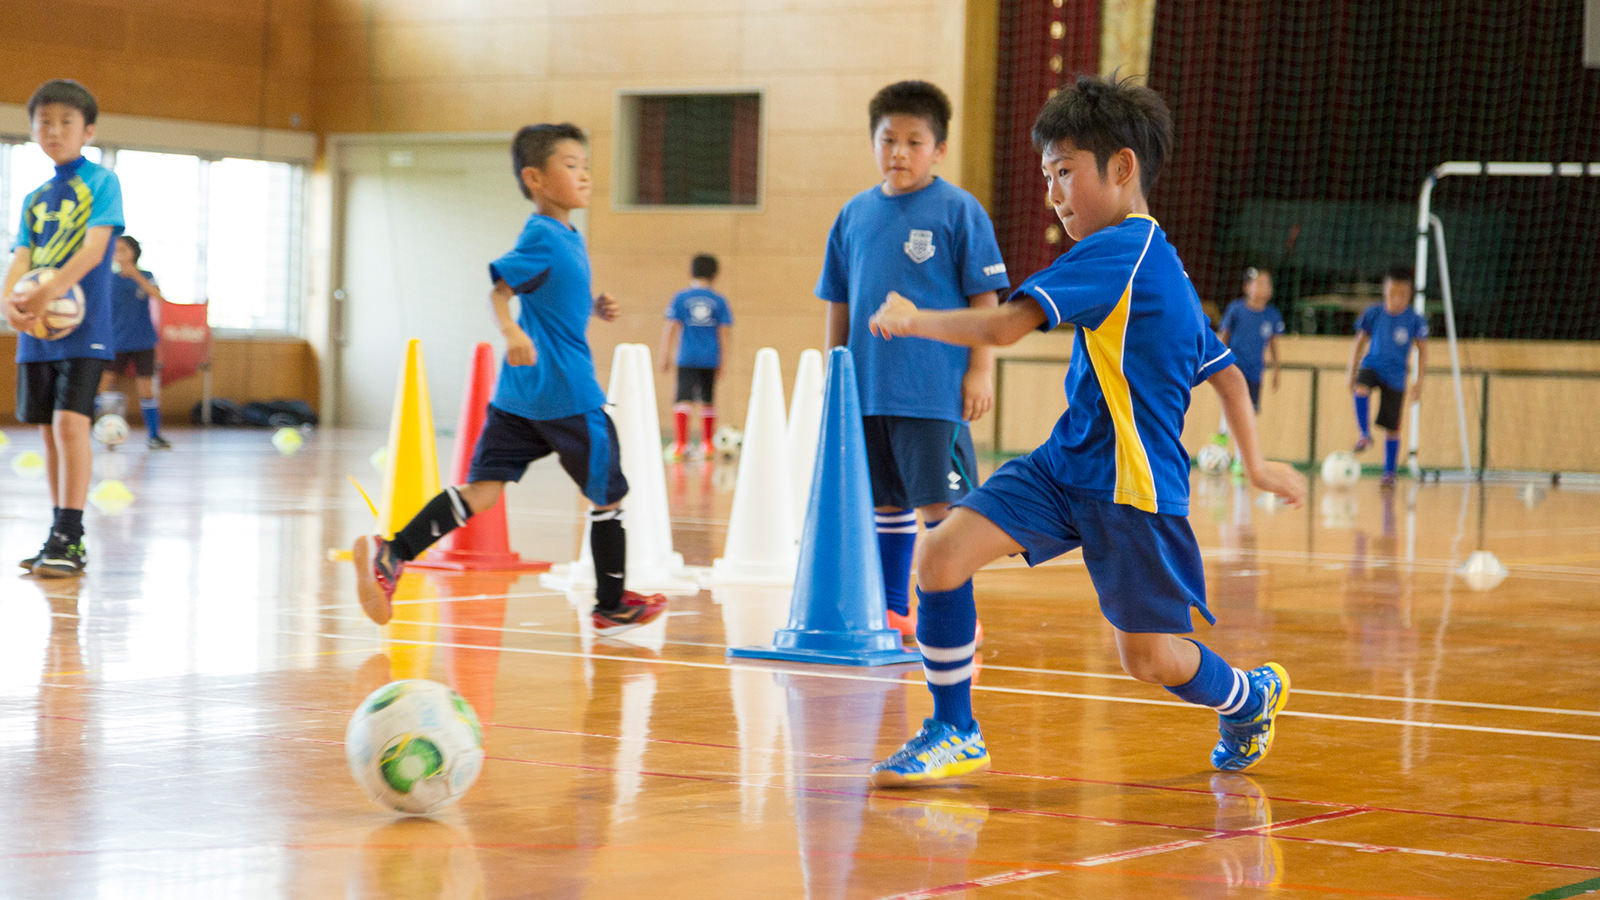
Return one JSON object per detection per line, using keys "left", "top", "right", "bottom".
{"left": 956, "top": 448, "right": 1213, "bottom": 633}
{"left": 467, "top": 404, "right": 628, "bottom": 506}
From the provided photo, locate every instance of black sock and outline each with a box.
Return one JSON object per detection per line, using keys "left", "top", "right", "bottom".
{"left": 390, "top": 487, "right": 472, "bottom": 561}
{"left": 55, "top": 508, "right": 84, "bottom": 542}
{"left": 590, "top": 507, "right": 626, "bottom": 610}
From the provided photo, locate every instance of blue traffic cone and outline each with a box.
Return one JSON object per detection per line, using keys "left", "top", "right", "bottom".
{"left": 728, "top": 347, "right": 919, "bottom": 666}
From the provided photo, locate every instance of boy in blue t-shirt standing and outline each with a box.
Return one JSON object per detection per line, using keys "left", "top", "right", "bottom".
{"left": 352, "top": 124, "right": 666, "bottom": 635}
{"left": 816, "top": 80, "right": 1010, "bottom": 642}
{"left": 1348, "top": 265, "right": 1428, "bottom": 488}
{"left": 98, "top": 235, "right": 172, "bottom": 449}
{"left": 4, "top": 80, "right": 124, "bottom": 577}
{"left": 865, "top": 74, "right": 1307, "bottom": 786}
{"left": 1211, "top": 266, "right": 1284, "bottom": 466}
{"left": 659, "top": 253, "right": 733, "bottom": 461}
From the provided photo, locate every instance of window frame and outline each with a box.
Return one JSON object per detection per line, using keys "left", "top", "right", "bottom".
{"left": 612, "top": 87, "right": 766, "bottom": 213}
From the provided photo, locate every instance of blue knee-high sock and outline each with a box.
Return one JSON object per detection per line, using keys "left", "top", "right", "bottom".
{"left": 1384, "top": 437, "right": 1399, "bottom": 475}
{"left": 876, "top": 510, "right": 917, "bottom": 616}
{"left": 1354, "top": 394, "right": 1371, "bottom": 438}
{"left": 1166, "top": 638, "right": 1260, "bottom": 720}
{"left": 915, "top": 582, "right": 978, "bottom": 730}
{"left": 140, "top": 398, "right": 161, "bottom": 439}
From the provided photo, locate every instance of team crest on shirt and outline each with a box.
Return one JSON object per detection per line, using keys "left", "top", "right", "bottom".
{"left": 1392, "top": 327, "right": 1410, "bottom": 345}
{"left": 904, "top": 229, "right": 936, "bottom": 263}
{"left": 1259, "top": 322, "right": 1272, "bottom": 339}
{"left": 689, "top": 300, "right": 714, "bottom": 323}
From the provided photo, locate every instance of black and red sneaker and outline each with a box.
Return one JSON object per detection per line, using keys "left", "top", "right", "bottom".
{"left": 352, "top": 535, "right": 403, "bottom": 625}
{"left": 592, "top": 590, "right": 668, "bottom": 636}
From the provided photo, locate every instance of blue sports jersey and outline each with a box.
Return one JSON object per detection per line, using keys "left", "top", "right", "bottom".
{"left": 12, "top": 157, "right": 123, "bottom": 363}
{"left": 109, "top": 268, "right": 159, "bottom": 353}
{"left": 1356, "top": 304, "right": 1427, "bottom": 389}
{"left": 666, "top": 286, "right": 732, "bottom": 368}
{"left": 816, "top": 177, "right": 1009, "bottom": 421}
{"left": 487, "top": 213, "right": 607, "bottom": 421}
{"left": 1218, "top": 299, "right": 1284, "bottom": 384}
{"left": 1012, "top": 215, "right": 1234, "bottom": 516}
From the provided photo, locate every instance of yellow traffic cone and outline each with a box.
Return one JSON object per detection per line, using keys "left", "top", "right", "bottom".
{"left": 379, "top": 338, "right": 442, "bottom": 541}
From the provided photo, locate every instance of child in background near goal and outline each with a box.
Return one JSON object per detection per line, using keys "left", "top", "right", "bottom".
{"left": 1211, "top": 266, "right": 1284, "bottom": 472}
{"left": 1347, "top": 265, "right": 1428, "bottom": 488}
{"left": 4, "top": 79, "right": 125, "bottom": 578}
{"left": 352, "top": 123, "right": 667, "bottom": 635}
{"left": 659, "top": 253, "right": 733, "bottom": 461}
{"left": 864, "top": 73, "right": 1307, "bottom": 787}
{"left": 816, "top": 80, "right": 1010, "bottom": 644}
{"left": 98, "top": 235, "right": 172, "bottom": 449}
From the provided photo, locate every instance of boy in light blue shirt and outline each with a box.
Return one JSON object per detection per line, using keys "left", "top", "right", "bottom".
{"left": 659, "top": 254, "right": 733, "bottom": 460}
{"left": 1348, "top": 265, "right": 1428, "bottom": 487}
{"left": 1212, "top": 266, "right": 1284, "bottom": 467}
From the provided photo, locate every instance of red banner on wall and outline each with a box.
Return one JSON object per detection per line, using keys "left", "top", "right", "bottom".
{"left": 155, "top": 300, "right": 210, "bottom": 384}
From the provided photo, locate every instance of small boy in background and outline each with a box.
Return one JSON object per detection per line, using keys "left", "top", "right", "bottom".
{"left": 659, "top": 253, "right": 733, "bottom": 460}
{"left": 4, "top": 79, "right": 124, "bottom": 577}
{"left": 1212, "top": 266, "right": 1283, "bottom": 468}
{"left": 98, "top": 235, "right": 172, "bottom": 449}
{"left": 1348, "top": 265, "right": 1427, "bottom": 488}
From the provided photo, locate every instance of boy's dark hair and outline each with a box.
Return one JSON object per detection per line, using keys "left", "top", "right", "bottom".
{"left": 691, "top": 254, "right": 719, "bottom": 280}
{"left": 1384, "top": 264, "right": 1415, "bottom": 284}
{"left": 868, "top": 81, "right": 952, "bottom": 145}
{"left": 511, "top": 123, "right": 586, "bottom": 199}
{"left": 119, "top": 235, "right": 142, "bottom": 262}
{"left": 1031, "top": 73, "right": 1172, "bottom": 196}
{"left": 28, "top": 79, "right": 98, "bottom": 125}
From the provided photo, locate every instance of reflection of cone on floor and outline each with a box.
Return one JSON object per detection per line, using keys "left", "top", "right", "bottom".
{"left": 411, "top": 342, "right": 548, "bottom": 572}
{"left": 728, "top": 348, "right": 919, "bottom": 665}
{"left": 786, "top": 348, "right": 824, "bottom": 541}
{"left": 542, "top": 343, "right": 700, "bottom": 593}
{"left": 711, "top": 347, "right": 796, "bottom": 584}
{"left": 379, "top": 339, "right": 442, "bottom": 541}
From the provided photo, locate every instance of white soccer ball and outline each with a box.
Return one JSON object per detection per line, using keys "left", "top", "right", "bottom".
{"left": 712, "top": 426, "right": 743, "bottom": 458}
{"left": 1320, "top": 450, "right": 1361, "bottom": 488}
{"left": 1196, "top": 442, "right": 1231, "bottom": 476}
{"left": 92, "top": 413, "right": 129, "bottom": 447}
{"left": 346, "top": 679, "right": 484, "bottom": 815}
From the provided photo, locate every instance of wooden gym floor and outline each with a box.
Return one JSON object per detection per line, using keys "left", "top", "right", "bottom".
{"left": 0, "top": 427, "right": 1595, "bottom": 899}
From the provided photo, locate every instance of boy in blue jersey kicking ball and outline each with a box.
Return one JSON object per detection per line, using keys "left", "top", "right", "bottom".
{"left": 352, "top": 124, "right": 667, "bottom": 635}
{"left": 659, "top": 253, "right": 733, "bottom": 461}
{"left": 1212, "top": 266, "right": 1284, "bottom": 471}
{"left": 817, "top": 80, "right": 1010, "bottom": 643}
{"left": 865, "top": 74, "right": 1308, "bottom": 786}
{"left": 4, "top": 79, "right": 125, "bottom": 577}
{"left": 1348, "top": 265, "right": 1427, "bottom": 488}
{"left": 98, "top": 235, "right": 172, "bottom": 449}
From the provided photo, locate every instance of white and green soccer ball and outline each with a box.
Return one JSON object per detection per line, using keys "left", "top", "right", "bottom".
{"left": 346, "top": 679, "right": 484, "bottom": 815}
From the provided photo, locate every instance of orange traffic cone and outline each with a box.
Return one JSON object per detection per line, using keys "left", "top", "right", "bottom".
{"left": 409, "top": 342, "right": 550, "bottom": 572}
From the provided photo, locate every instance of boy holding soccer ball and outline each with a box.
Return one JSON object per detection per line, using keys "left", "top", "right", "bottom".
{"left": 3, "top": 80, "right": 124, "bottom": 578}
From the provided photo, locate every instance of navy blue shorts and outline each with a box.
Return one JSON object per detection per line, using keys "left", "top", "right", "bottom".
{"left": 466, "top": 405, "right": 628, "bottom": 506}
{"left": 1245, "top": 379, "right": 1262, "bottom": 412}
{"left": 862, "top": 415, "right": 979, "bottom": 510}
{"left": 957, "top": 448, "right": 1213, "bottom": 633}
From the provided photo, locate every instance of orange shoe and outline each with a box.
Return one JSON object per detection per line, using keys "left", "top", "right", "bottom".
{"left": 887, "top": 608, "right": 917, "bottom": 642}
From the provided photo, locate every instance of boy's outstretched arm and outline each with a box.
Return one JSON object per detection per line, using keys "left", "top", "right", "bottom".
{"left": 870, "top": 290, "right": 1045, "bottom": 347}
{"left": 489, "top": 279, "right": 536, "bottom": 367}
{"left": 1209, "top": 365, "right": 1307, "bottom": 506}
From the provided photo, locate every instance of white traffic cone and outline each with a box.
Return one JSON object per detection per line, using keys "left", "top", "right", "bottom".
{"left": 710, "top": 347, "right": 796, "bottom": 584}
{"left": 786, "top": 348, "right": 824, "bottom": 541}
{"left": 1458, "top": 550, "right": 1508, "bottom": 591}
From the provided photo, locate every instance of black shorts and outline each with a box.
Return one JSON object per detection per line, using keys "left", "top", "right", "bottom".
{"left": 861, "top": 415, "right": 979, "bottom": 510}
{"left": 109, "top": 348, "right": 156, "bottom": 378}
{"left": 466, "top": 404, "right": 628, "bottom": 506}
{"left": 674, "top": 367, "right": 716, "bottom": 404}
{"left": 17, "top": 358, "right": 104, "bottom": 424}
{"left": 1355, "top": 367, "right": 1405, "bottom": 431}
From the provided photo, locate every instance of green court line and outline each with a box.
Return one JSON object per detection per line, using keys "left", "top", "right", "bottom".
{"left": 1529, "top": 875, "right": 1600, "bottom": 899}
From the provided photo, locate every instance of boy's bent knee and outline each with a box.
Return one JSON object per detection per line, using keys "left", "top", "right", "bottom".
{"left": 914, "top": 531, "right": 971, "bottom": 592}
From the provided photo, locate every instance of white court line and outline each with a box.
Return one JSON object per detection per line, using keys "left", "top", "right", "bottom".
{"left": 280, "top": 625, "right": 1600, "bottom": 744}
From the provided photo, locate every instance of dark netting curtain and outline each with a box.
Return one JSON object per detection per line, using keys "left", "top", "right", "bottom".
{"left": 1145, "top": 1, "right": 1600, "bottom": 338}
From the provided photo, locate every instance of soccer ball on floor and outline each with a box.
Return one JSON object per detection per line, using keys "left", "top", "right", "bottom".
{"left": 10, "top": 268, "right": 85, "bottom": 340}
{"left": 712, "top": 426, "right": 743, "bottom": 459}
{"left": 1196, "top": 442, "right": 1231, "bottom": 476}
{"left": 92, "top": 413, "right": 129, "bottom": 447}
{"left": 346, "top": 679, "right": 484, "bottom": 815}
{"left": 1320, "top": 450, "right": 1362, "bottom": 488}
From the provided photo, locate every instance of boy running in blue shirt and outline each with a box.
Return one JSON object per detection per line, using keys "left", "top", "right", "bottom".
{"left": 866, "top": 74, "right": 1307, "bottom": 786}
{"left": 98, "top": 235, "right": 172, "bottom": 449}
{"left": 4, "top": 80, "right": 124, "bottom": 577}
{"left": 1211, "top": 266, "right": 1284, "bottom": 468}
{"left": 816, "top": 80, "right": 1010, "bottom": 642}
{"left": 352, "top": 124, "right": 667, "bottom": 635}
{"left": 659, "top": 254, "right": 733, "bottom": 461}
{"left": 1348, "top": 266, "right": 1427, "bottom": 488}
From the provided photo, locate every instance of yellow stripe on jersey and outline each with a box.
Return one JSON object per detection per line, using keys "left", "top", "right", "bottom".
{"left": 1081, "top": 218, "right": 1160, "bottom": 513}
{"left": 32, "top": 177, "right": 93, "bottom": 267}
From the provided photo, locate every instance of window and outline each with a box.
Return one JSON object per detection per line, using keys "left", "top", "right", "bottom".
{"left": 0, "top": 140, "right": 304, "bottom": 334}
{"left": 617, "top": 92, "right": 761, "bottom": 208}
